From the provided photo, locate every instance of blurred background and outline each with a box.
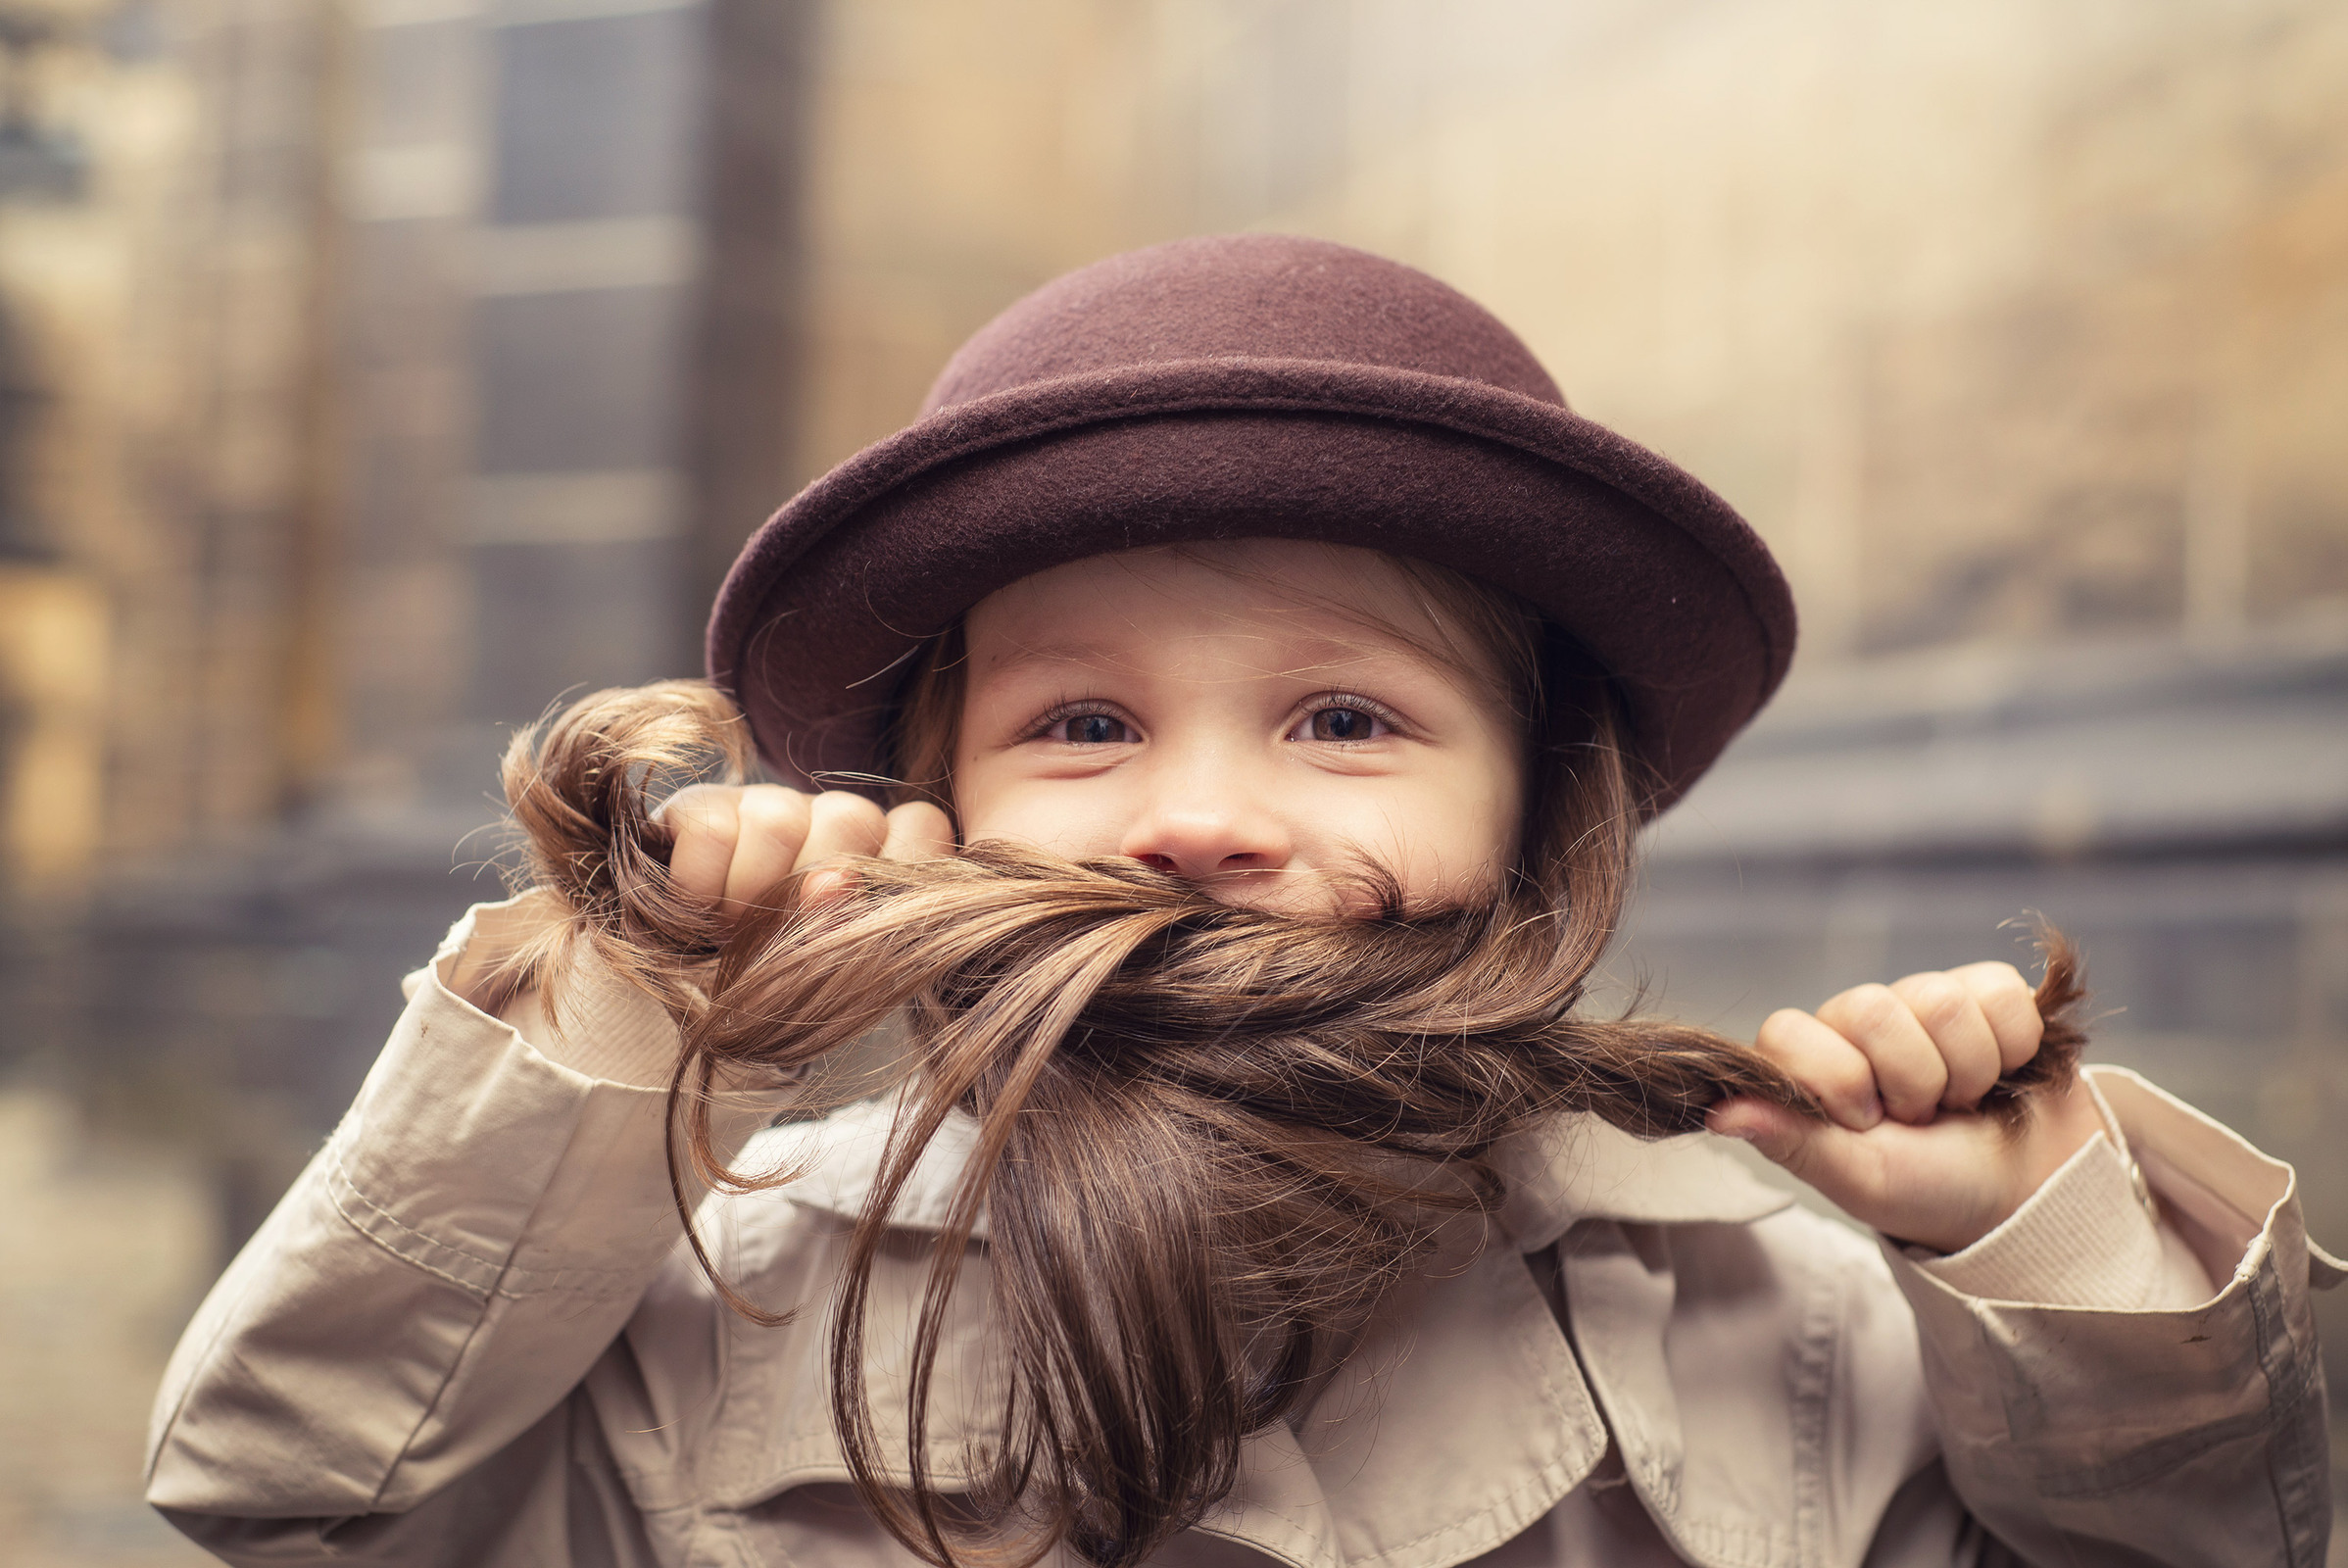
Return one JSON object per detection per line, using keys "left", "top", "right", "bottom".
{"left": 0, "top": 0, "right": 2342, "bottom": 1561}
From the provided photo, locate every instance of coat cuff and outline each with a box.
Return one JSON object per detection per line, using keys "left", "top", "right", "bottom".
{"left": 403, "top": 890, "right": 685, "bottom": 1090}
{"left": 1883, "top": 1065, "right": 2339, "bottom": 1564}
{"left": 1914, "top": 1073, "right": 2211, "bottom": 1310}
{"left": 1899, "top": 1064, "right": 2335, "bottom": 1312}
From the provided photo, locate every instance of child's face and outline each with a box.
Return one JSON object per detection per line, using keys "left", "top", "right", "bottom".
{"left": 953, "top": 540, "right": 1526, "bottom": 913}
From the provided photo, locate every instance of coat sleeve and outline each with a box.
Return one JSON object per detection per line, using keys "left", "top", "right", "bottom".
{"left": 1882, "top": 1065, "right": 2342, "bottom": 1568}
{"left": 143, "top": 897, "right": 771, "bottom": 1565}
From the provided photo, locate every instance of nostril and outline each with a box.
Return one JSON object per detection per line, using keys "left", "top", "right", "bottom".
{"left": 1134, "top": 853, "right": 1179, "bottom": 873}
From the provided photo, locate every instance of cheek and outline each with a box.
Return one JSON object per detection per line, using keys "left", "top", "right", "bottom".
{"left": 949, "top": 754, "right": 1128, "bottom": 858}
{"left": 1385, "top": 749, "right": 1523, "bottom": 902}
{"left": 1304, "top": 768, "right": 1516, "bottom": 906}
{"left": 1407, "top": 788, "right": 1518, "bottom": 897}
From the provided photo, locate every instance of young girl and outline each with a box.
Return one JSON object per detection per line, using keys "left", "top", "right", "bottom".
{"left": 147, "top": 236, "right": 2335, "bottom": 1568}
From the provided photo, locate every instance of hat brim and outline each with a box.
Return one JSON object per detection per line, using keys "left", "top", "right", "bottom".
{"left": 707, "top": 357, "right": 1794, "bottom": 815}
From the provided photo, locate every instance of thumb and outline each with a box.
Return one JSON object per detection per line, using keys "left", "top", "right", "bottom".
{"left": 1706, "top": 1096, "right": 1831, "bottom": 1177}
{"left": 1705, "top": 1096, "right": 1913, "bottom": 1240}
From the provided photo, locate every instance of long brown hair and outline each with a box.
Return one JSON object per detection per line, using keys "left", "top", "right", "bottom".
{"left": 496, "top": 605, "right": 2086, "bottom": 1568}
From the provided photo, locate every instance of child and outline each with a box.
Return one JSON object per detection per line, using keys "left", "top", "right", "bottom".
{"left": 147, "top": 236, "right": 2336, "bottom": 1567}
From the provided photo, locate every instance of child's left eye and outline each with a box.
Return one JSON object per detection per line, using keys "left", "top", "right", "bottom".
{"left": 1060, "top": 713, "right": 1132, "bottom": 745}
{"left": 1291, "top": 704, "right": 1393, "bottom": 743}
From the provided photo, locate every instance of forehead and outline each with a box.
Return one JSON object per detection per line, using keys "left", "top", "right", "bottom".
{"left": 963, "top": 540, "right": 1457, "bottom": 673}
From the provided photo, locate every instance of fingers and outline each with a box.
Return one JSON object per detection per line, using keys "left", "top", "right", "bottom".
{"left": 719, "top": 786, "right": 817, "bottom": 916}
{"left": 1950, "top": 959, "right": 2043, "bottom": 1072}
{"left": 1754, "top": 1007, "right": 1884, "bottom": 1130}
{"left": 806, "top": 800, "right": 953, "bottom": 905}
{"left": 783, "top": 791, "right": 889, "bottom": 906}
{"left": 660, "top": 784, "right": 744, "bottom": 906}
{"left": 1707, "top": 1096, "right": 1852, "bottom": 1184}
{"left": 1707, "top": 1094, "right": 2015, "bottom": 1251}
{"left": 879, "top": 801, "right": 955, "bottom": 863}
{"left": 1813, "top": 982, "right": 1950, "bottom": 1123}
{"left": 1705, "top": 1097, "right": 1899, "bottom": 1212}
{"left": 1888, "top": 970, "right": 2003, "bottom": 1108}
{"left": 662, "top": 788, "right": 949, "bottom": 919}
{"left": 1722, "top": 957, "right": 2071, "bottom": 1250}
{"left": 1774, "top": 962, "right": 2047, "bottom": 1132}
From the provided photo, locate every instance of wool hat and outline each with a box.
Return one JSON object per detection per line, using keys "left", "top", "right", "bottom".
{"left": 707, "top": 233, "right": 1795, "bottom": 814}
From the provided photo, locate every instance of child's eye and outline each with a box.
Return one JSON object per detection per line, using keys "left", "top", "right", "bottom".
{"left": 1033, "top": 709, "right": 1135, "bottom": 745}
{"left": 1290, "top": 700, "right": 1397, "bottom": 743}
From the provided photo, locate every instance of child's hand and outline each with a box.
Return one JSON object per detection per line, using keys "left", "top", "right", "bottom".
{"left": 1706, "top": 962, "right": 2108, "bottom": 1253}
{"left": 660, "top": 785, "right": 954, "bottom": 921}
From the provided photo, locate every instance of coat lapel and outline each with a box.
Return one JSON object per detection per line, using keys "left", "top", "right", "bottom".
{"left": 1282, "top": 1215, "right": 1609, "bottom": 1568}
{"left": 731, "top": 1104, "right": 1806, "bottom": 1568}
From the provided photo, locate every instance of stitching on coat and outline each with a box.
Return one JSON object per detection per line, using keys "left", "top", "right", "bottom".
{"left": 325, "top": 1142, "right": 501, "bottom": 1298}
{"left": 1194, "top": 1502, "right": 1326, "bottom": 1568}
{"left": 2244, "top": 1258, "right": 2323, "bottom": 1566}
{"left": 325, "top": 1141, "right": 660, "bottom": 1299}
{"left": 1785, "top": 1247, "right": 1841, "bottom": 1566}
{"left": 1341, "top": 1455, "right": 1574, "bottom": 1568}
{"left": 1973, "top": 1285, "right": 2063, "bottom": 1555}
{"left": 1673, "top": 1514, "right": 1797, "bottom": 1568}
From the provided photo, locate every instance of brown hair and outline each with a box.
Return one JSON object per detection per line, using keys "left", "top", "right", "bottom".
{"left": 497, "top": 588, "right": 2086, "bottom": 1568}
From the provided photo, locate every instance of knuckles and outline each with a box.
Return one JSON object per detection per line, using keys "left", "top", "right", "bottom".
{"left": 1889, "top": 970, "right": 1970, "bottom": 1034}
{"left": 661, "top": 783, "right": 743, "bottom": 842}
{"left": 1755, "top": 1007, "right": 1882, "bottom": 1122}
{"left": 1754, "top": 1006, "right": 1812, "bottom": 1052}
{"left": 734, "top": 785, "right": 814, "bottom": 843}
{"left": 662, "top": 785, "right": 898, "bottom": 912}
{"left": 805, "top": 789, "right": 888, "bottom": 854}
{"left": 1818, "top": 982, "right": 1902, "bottom": 1040}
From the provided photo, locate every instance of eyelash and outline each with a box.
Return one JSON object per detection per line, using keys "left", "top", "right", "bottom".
{"left": 1022, "top": 699, "right": 1127, "bottom": 745}
{"left": 1019, "top": 693, "right": 1409, "bottom": 744}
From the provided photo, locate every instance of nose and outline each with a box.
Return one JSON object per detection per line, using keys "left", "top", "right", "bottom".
{"left": 1116, "top": 769, "right": 1293, "bottom": 886}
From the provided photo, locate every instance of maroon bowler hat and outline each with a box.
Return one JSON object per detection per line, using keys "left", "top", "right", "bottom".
{"left": 706, "top": 234, "right": 1795, "bottom": 815}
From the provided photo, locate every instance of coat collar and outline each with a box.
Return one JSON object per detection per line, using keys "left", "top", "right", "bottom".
{"left": 740, "top": 1103, "right": 1797, "bottom": 1568}
{"left": 1492, "top": 1114, "right": 1795, "bottom": 1250}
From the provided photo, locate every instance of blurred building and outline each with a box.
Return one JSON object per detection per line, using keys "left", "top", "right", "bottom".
{"left": 0, "top": 0, "right": 2342, "bottom": 1560}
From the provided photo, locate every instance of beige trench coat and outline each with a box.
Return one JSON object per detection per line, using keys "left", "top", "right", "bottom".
{"left": 147, "top": 898, "right": 2341, "bottom": 1567}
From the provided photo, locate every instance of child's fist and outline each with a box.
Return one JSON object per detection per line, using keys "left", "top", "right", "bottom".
{"left": 660, "top": 785, "right": 954, "bottom": 920}
{"left": 1707, "top": 962, "right": 2107, "bottom": 1252}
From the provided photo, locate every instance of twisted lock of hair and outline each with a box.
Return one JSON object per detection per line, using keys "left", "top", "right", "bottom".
{"left": 496, "top": 676, "right": 2088, "bottom": 1568}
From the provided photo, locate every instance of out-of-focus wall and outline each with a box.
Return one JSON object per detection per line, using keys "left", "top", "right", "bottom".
{"left": 787, "top": 0, "right": 2348, "bottom": 657}
{"left": 783, "top": 0, "right": 1189, "bottom": 484}
{"left": 1269, "top": 0, "right": 2348, "bottom": 658}
{"left": 0, "top": 1, "right": 329, "bottom": 1559}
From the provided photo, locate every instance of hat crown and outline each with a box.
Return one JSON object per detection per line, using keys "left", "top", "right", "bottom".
{"left": 922, "top": 234, "right": 1568, "bottom": 416}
